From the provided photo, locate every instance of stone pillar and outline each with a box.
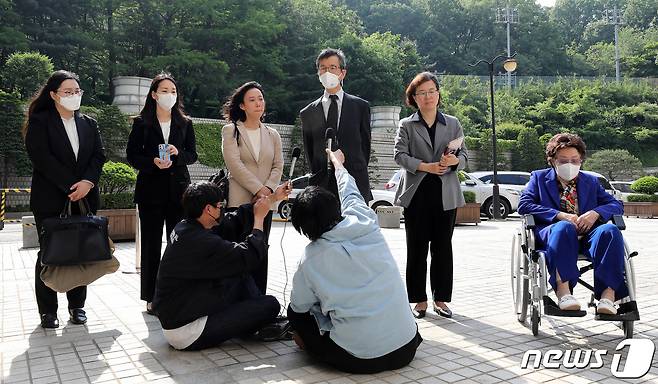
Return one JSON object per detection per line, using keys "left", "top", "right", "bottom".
{"left": 111, "top": 76, "right": 152, "bottom": 114}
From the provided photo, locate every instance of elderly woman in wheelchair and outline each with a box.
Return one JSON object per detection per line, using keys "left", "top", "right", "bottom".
{"left": 518, "top": 133, "right": 629, "bottom": 316}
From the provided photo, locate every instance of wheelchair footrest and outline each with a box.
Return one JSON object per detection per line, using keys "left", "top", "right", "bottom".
{"left": 543, "top": 296, "right": 587, "bottom": 317}
{"left": 595, "top": 301, "right": 640, "bottom": 322}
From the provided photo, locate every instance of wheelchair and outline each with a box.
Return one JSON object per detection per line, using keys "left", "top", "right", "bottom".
{"left": 511, "top": 214, "right": 639, "bottom": 338}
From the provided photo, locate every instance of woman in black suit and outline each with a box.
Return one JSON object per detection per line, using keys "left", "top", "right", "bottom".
{"left": 126, "top": 73, "right": 197, "bottom": 314}
{"left": 23, "top": 70, "right": 106, "bottom": 328}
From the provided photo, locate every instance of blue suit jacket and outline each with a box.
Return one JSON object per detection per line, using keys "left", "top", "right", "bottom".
{"left": 518, "top": 168, "right": 623, "bottom": 245}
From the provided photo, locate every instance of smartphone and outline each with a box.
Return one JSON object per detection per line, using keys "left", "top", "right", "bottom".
{"left": 158, "top": 144, "right": 170, "bottom": 162}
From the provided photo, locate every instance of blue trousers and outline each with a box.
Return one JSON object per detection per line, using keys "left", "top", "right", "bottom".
{"left": 538, "top": 222, "right": 628, "bottom": 300}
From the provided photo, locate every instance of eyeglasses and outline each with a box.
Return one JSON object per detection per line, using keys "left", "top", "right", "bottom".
{"left": 56, "top": 89, "right": 84, "bottom": 97}
{"left": 555, "top": 159, "right": 582, "bottom": 165}
{"left": 415, "top": 89, "right": 439, "bottom": 98}
{"left": 318, "top": 65, "right": 341, "bottom": 73}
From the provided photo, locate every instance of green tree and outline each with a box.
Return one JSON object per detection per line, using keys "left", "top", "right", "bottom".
{"left": 0, "top": 91, "right": 31, "bottom": 184}
{"left": 514, "top": 127, "right": 546, "bottom": 171}
{"left": 82, "top": 104, "right": 131, "bottom": 161}
{"left": 478, "top": 129, "right": 508, "bottom": 171}
{"left": 1, "top": 52, "right": 54, "bottom": 98}
{"left": 584, "top": 149, "right": 644, "bottom": 181}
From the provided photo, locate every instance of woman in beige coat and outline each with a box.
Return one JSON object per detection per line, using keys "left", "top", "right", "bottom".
{"left": 221, "top": 81, "right": 284, "bottom": 294}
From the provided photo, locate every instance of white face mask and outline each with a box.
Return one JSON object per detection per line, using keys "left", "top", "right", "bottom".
{"left": 555, "top": 163, "right": 580, "bottom": 181}
{"left": 58, "top": 94, "right": 82, "bottom": 111}
{"left": 319, "top": 72, "right": 341, "bottom": 90}
{"left": 156, "top": 93, "right": 177, "bottom": 111}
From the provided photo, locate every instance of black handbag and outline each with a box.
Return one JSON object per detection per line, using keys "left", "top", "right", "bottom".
{"left": 40, "top": 199, "right": 112, "bottom": 266}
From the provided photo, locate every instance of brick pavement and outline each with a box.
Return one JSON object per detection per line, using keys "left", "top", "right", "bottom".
{"left": 1, "top": 217, "right": 656, "bottom": 384}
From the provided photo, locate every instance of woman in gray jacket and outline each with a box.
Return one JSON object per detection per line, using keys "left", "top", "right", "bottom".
{"left": 394, "top": 72, "right": 468, "bottom": 319}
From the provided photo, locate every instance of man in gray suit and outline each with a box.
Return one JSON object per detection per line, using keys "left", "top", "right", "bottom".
{"left": 300, "top": 48, "right": 372, "bottom": 202}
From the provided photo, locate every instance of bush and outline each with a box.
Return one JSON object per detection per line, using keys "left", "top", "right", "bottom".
{"left": 631, "top": 176, "right": 658, "bottom": 195}
{"left": 195, "top": 122, "right": 224, "bottom": 168}
{"left": 83, "top": 105, "right": 130, "bottom": 161}
{"left": 627, "top": 194, "right": 658, "bottom": 203}
{"left": 1, "top": 52, "right": 54, "bottom": 98}
{"left": 99, "top": 161, "right": 136, "bottom": 194}
{"left": 100, "top": 192, "right": 135, "bottom": 209}
{"left": 463, "top": 190, "right": 476, "bottom": 203}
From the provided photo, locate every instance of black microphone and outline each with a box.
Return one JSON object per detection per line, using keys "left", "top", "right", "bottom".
{"left": 325, "top": 128, "right": 335, "bottom": 171}
{"left": 289, "top": 147, "right": 301, "bottom": 179}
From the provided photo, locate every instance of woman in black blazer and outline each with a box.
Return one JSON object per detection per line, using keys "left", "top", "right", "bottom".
{"left": 23, "top": 70, "right": 106, "bottom": 329}
{"left": 126, "top": 73, "right": 197, "bottom": 314}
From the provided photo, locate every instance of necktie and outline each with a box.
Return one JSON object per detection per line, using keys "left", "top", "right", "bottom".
{"left": 326, "top": 94, "right": 339, "bottom": 134}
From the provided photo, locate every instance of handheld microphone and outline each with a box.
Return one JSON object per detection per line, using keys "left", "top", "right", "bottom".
{"left": 325, "top": 128, "right": 335, "bottom": 170}
{"left": 288, "top": 147, "right": 301, "bottom": 179}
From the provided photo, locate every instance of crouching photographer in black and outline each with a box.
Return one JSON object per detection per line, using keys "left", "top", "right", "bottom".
{"left": 152, "top": 180, "right": 291, "bottom": 350}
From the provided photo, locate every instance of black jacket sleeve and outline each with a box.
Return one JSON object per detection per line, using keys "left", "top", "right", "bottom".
{"left": 126, "top": 118, "right": 157, "bottom": 173}
{"left": 176, "top": 119, "right": 198, "bottom": 165}
{"left": 82, "top": 117, "right": 106, "bottom": 185}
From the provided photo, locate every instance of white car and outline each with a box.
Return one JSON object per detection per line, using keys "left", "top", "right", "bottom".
{"left": 277, "top": 174, "right": 395, "bottom": 220}
{"left": 581, "top": 171, "right": 623, "bottom": 201}
{"left": 460, "top": 172, "right": 520, "bottom": 219}
{"left": 470, "top": 171, "right": 530, "bottom": 194}
{"left": 610, "top": 181, "right": 634, "bottom": 202}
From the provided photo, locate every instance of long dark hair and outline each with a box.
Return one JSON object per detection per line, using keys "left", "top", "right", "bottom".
{"left": 138, "top": 72, "right": 189, "bottom": 127}
{"left": 22, "top": 70, "right": 80, "bottom": 138}
{"left": 221, "top": 81, "right": 265, "bottom": 144}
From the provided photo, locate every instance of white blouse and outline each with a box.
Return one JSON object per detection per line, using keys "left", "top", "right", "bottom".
{"left": 61, "top": 117, "right": 79, "bottom": 159}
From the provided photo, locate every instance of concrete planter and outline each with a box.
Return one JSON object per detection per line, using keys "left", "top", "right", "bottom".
{"left": 98, "top": 208, "right": 137, "bottom": 241}
{"left": 370, "top": 106, "right": 401, "bottom": 131}
{"left": 456, "top": 203, "right": 481, "bottom": 225}
{"left": 111, "top": 76, "right": 152, "bottom": 114}
{"left": 623, "top": 202, "right": 658, "bottom": 218}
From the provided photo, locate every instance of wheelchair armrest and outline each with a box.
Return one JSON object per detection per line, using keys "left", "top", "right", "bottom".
{"left": 522, "top": 214, "right": 536, "bottom": 229}
{"left": 612, "top": 214, "right": 626, "bottom": 231}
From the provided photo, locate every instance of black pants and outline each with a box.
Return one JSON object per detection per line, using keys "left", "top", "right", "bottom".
{"left": 253, "top": 211, "right": 273, "bottom": 294}
{"left": 139, "top": 202, "right": 182, "bottom": 302}
{"left": 287, "top": 306, "right": 422, "bottom": 374}
{"left": 34, "top": 214, "right": 86, "bottom": 315}
{"left": 404, "top": 175, "right": 457, "bottom": 303}
{"left": 183, "top": 277, "right": 280, "bottom": 351}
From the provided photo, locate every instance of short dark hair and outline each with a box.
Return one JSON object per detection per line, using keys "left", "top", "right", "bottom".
{"left": 182, "top": 181, "right": 223, "bottom": 219}
{"left": 405, "top": 71, "right": 440, "bottom": 109}
{"left": 316, "top": 48, "right": 347, "bottom": 69}
{"left": 290, "top": 186, "right": 343, "bottom": 241}
{"left": 545, "top": 133, "right": 587, "bottom": 163}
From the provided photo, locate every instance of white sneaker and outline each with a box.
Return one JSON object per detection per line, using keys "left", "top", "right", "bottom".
{"left": 558, "top": 294, "right": 581, "bottom": 311}
{"left": 597, "top": 298, "right": 617, "bottom": 315}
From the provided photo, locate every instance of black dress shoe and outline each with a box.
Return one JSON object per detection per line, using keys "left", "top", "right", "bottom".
{"left": 412, "top": 308, "right": 426, "bottom": 319}
{"left": 434, "top": 303, "right": 452, "bottom": 318}
{"left": 69, "top": 308, "right": 87, "bottom": 325}
{"left": 40, "top": 313, "right": 59, "bottom": 329}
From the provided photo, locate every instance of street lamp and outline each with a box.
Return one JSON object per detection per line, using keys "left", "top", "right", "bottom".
{"left": 469, "top": 53, "right": 517, "bottom": 220}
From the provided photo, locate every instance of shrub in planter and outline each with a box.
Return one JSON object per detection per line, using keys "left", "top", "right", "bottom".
{"left": 463, "top": 191, "right": 476, "bottom": 203}
{"left": 99, "top": 161, "right": 137, "bottom": 209}
{"left": 627, "top": 194, "right": 658, "bottom": 203}
{"left": 631, "top": 176, "right": 658, "bottom": 195}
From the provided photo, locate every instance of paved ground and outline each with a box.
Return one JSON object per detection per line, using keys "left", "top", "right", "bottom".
{"left": 1, "top": 216, "right": 657, "bottom": 384}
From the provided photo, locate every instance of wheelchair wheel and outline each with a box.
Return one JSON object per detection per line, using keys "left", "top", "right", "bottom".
{"left": 511, "top": 233, "right": 530, "bottom": 322}
{"left": 622, "top": 321, "right": 634, "bottom": 339}
{"left": 531, "top": 306, "right": 540, "bottom": 336}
